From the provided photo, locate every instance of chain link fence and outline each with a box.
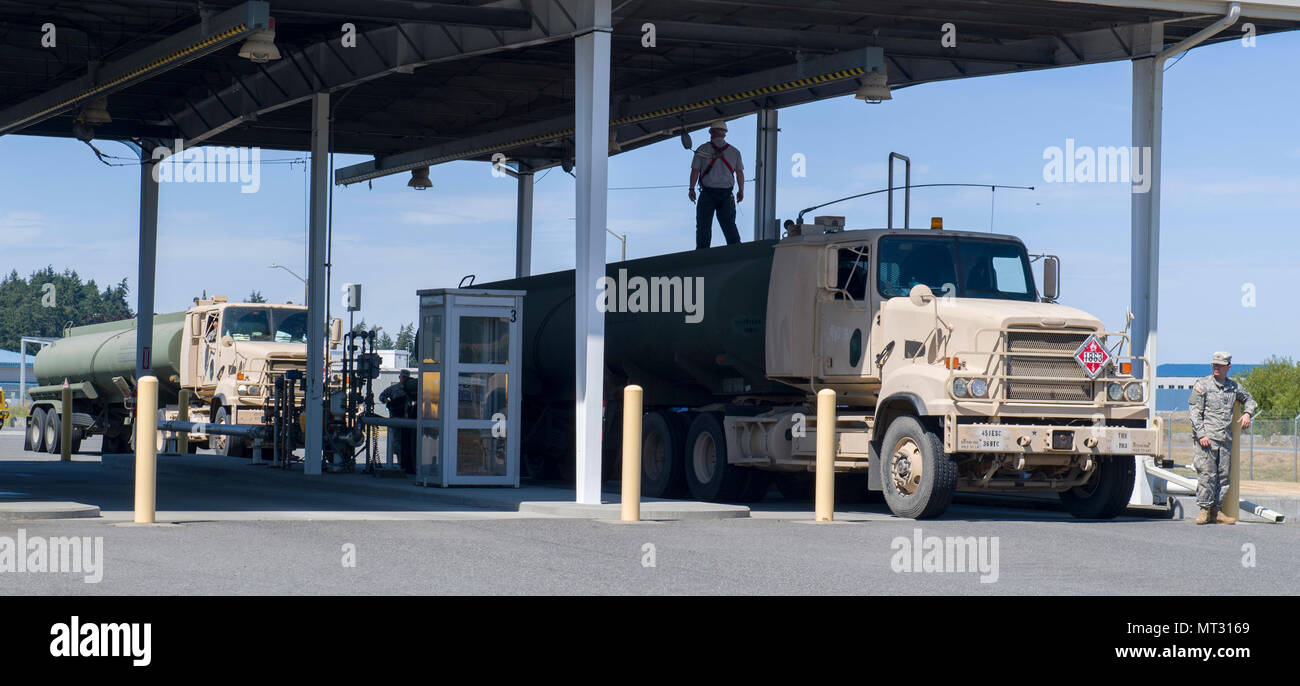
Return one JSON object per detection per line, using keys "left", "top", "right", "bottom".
{"left": 1158, "top": 411, "right": 1300, "bottom": 482}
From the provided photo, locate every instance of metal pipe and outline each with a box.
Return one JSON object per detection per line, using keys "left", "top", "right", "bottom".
{"left": 60, "top": 380, "right": 72, "bottom": 462}
{"left": 157, "top": 419, "right": 263, "bottom": 439}
{"left": 358, "top": 415, "right": 419, "bottom": 430}
{"left": 887, "top": 152, "right": 910, "bottom": 229}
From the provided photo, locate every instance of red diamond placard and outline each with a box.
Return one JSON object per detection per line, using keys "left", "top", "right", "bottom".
{"left": 1073, "top": 335, "right": 1110, "bottom": 378}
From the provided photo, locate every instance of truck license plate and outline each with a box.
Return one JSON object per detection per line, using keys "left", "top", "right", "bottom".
{"left": 977, "top": 427, "right": 1011, "bottom": 451}
{"left": 1111, "top": 431, "right": 1131, "bottom": 452}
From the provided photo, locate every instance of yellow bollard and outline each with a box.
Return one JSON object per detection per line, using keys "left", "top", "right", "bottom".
{"left": 134, "top": 376, "right": 159, "bottom": 524}
{"left": 621, "top": 385, "right": 644, "bottom": 522}
{"left": 1223, "top": 400, "right": 1242, "bottom": 520}
{"left": 60, "top": 379, "right": 72, "bottom": 462}
{"left": 177, "top": 389, "right": 190, "bottom": 455}
{"left": 815, "top": 388, "right": 836, "bottom": 522}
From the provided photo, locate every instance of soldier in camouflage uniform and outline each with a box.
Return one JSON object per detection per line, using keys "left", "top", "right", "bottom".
{"left": 1188, "top": 351, "right": 1257, "bottom": 525}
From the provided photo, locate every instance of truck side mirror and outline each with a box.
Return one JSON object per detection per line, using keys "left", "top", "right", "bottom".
{"left": 330, "top": 318, "right": 343, "bottom": 348}
{"left": 190, "top": 315, "right": 202, "bottom": 336}
{"left": 908, "top": 283, "right": 935, "bottom": 307}
{"left": 1042, "top": 256, "right": 1060, "bottom": 302}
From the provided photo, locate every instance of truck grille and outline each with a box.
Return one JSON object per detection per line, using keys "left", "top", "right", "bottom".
{"left": 1004, "top": 330, "right": 1093, "bottom": 402}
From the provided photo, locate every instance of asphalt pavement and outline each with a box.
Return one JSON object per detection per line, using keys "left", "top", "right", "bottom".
{"left": 1, "top": 426, "right": 1296, "bottom": 595}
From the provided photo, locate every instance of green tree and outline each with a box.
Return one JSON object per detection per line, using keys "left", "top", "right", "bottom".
{"left": 244, "top": 290, "right": 267, "bottom": 303}
{"left": 376, "top": 330, "right": 395, "bottom": 349}
{"left": 395, "top": 323, "right": 415, "bottom": 355}
{"left": 1235, "top": 357, "right": 1300, "bottom": 419}
{"left": 0, "top": 267, "right": 132, "bottom": 351}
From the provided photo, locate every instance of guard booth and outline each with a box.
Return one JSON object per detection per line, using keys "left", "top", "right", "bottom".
{"left": 415, "top": 289, "right": 524, "bottom": 487}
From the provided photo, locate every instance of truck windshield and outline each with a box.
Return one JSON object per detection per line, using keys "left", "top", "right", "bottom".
{"left": 222, "top": 308, "right": 309, "bottom": 343}
{"left": 876, "top": 236, "right": 1037, "bottom": 302}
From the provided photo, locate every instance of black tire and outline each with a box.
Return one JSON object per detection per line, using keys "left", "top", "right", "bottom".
{"left": 70, "top": 435, "right": 82, "bottom": 455}
{"left": 212, "top": 406, "right": 250, "bottom": 457}
{"left": 27, "top": 408, "right": 46, "bottom": 452}
{"left": 684, "top": 412, "right": 748, "bottom": 502}
{"left": 878, "top": 416, "right": 957, "bottom": 519}
{"left": 1059, "top": 456, "right": 1136, "bottom": 519}
{"left": 774, "top": 472, "right": 814, "bottom": 501}
{"left": 44, "top": 410, "right": 61, "bottom": 455}
{"left": 640, "top": 411, "right": 688, "bottom": 499}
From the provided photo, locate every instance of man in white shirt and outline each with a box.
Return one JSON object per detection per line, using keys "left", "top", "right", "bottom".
{"left": 688, "top": 120, "right": 744, "bottom": 249}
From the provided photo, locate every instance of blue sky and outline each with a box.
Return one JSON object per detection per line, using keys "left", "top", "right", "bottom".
{"left": 1, "top": 31, "right": 1297, "bottom": 364}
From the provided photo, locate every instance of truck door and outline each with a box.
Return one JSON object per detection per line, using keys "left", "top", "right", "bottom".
{"left": 201, "top": 311, "right": 220, "bottom": 387}
{"left": 819, "top": 243, "right": 872, "bottom": 379}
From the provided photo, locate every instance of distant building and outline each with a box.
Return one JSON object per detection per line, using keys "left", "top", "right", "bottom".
{"left": 0, "top": 349, "right": 37, "bottom": 401}
{"left": 1154, "top": 363, "right": 1258, "bottom": 412}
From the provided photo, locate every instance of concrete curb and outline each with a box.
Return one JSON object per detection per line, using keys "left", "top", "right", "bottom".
{"left": 0, "top": 501, "right": 100, "bottom": 520}
{"left": 517, "top": 501, "right": 749, "bottom": 520}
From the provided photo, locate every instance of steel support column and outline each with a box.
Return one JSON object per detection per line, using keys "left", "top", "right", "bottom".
{"left": 516, "top": 169, "right": 534, "bottom": 278}
{"left": 305, "top": 91, "right": 330, "bottom": 476}
{"left": 753, "top": 108, "right": 779, "bottom": 240}
{"left": 573, "top": 0, "right": 612, "bottom": 505}
{"left": 135, "top": 158, "right": 159, "bottom": 381}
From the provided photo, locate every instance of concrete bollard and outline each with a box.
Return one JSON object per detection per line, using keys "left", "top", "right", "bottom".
{"left": 1223, "top": 400, "right": 1242, "bottom": 520}
{"left": 60, "top": 379, "right": 72, "bottom": 462}
{"left": 177, "top": 389, "right": 189, "bottom": 455}
{"left": 134, "top": 376, "right": 159, "bottom": 524}
{"left": 621, "top": 385, "right": 644, "bottom": 522}
{"left": 815, "top": 388, "right": 836, "bottom": 522}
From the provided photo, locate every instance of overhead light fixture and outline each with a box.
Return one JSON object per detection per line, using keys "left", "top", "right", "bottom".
{"left": 238, "top": 24, "right": 280, "bottom": 63}
{"left": 407, "top": 166, "right": 432, "bottom": 190}
{"left": 854, "top": 69, "right": 891, "bottom": 103}
{"left": 75, "top": 97, "right": 111, "bottom": 125}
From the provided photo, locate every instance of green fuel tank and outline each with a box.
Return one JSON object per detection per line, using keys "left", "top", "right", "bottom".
{"left": 34, "top": 312, "right": 187, "bottom": 404}
{"left": 481, "top": 240, "right": 791, "bottom": 407}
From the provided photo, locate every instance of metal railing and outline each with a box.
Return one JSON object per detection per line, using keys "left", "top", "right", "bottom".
{"left": 1157, "top": 410, "right": 1300, "bottom": 482}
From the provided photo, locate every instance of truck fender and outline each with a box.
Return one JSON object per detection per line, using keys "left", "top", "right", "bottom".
{"left": 872, "top": 392, "right": 930, "bottom": 444}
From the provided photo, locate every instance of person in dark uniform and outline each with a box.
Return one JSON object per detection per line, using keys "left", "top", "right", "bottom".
{"left": 379, "top": 369, "right": 419, "bottom": 474}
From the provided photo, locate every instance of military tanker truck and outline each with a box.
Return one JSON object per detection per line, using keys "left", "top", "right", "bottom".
{"left": 483, "top": 216, "right": 1162, "bottom": 519}
{"left": 23, "top": 296, "right": 324, "bottom": 456}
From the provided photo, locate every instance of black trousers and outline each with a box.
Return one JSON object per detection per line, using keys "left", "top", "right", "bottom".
{"left": 695, "top": 186, "right": 740, "bottom": 249}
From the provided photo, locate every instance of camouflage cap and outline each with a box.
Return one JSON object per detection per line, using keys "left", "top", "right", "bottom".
{"left": 1211, "top": 351, "right": 1232, "bottom": 366}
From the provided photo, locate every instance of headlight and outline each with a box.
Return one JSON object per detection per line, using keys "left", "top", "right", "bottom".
{"left": 1125, "top": 383, "right": 1143, "bottom": 402}
{"left": 1108, "top": 382, "right": 1124, "bottom": 401}
{"left": 238, "top": 384, "right": 260, "bottom": 396}
{"left": 952, "top": 378, "right": 968, "bottom": 397}
{"left": 969, "top": 379, "right": 988, "bottom": 398}
{"left": 237, "top": 383, "right": 248, "bottom": 394}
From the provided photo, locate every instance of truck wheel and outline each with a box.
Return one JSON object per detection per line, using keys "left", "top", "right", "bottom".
{"left": 640, "top": 411, "right": 687, "bottom": 498}
{"left": 879, "top": 416, "right": 957, "bottom": 519}
{"left": 684, "top": 412, "right": 748, "bottom": 502}
{"left": 71, "top": 435, "right": 83, "bottom": 455}
{"left": 27, "top": 408, "right": 47, "bottom": 452}
{"left": 44, "top": 410, "right": 61, "bottom": 454}
{"left": 212, "top": 406, "right": 249, "bottom": 457}
{"left": 1059, "top": 456, "right": 1135, "bottom": 519}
